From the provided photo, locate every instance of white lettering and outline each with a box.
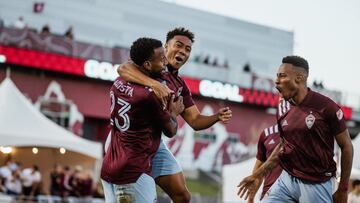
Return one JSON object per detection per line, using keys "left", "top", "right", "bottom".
{"left": 199, "top": 80, "right": 243, "bottom": 102}
{"left": 0, "top": 55, "right": 6, "bottom": 63}
{"left": 84, "top": 59, "right": 118, "bottom": 81}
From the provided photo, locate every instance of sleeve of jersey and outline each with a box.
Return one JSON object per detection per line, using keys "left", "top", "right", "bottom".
{"left": 147, "top": 92, "right": 172, "bottom": 125}
{"left": 325, "top": 102, "right": 347, "bottom": 136}
{"left": 256, "top": 131, "right": 267, "bottom": 162}
{"left": 181, "top": 81, "right": 195, "bottom": 108}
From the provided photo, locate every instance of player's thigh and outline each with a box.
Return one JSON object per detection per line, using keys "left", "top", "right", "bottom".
{"left": 298, "top": 178, "right": 333, "bottom": 203}
{"left": 133, "top": 173, "right": 157, "bottom": 203}
{"left": 101, "top": 179, "right": 116, "bottom": 203}
{"left": 112, "top": 174, "right": 156, "bottom": 203}
{"left": 155, "top": 171, "right": 188, "bottom": 196}
{"left": 152, "top": 140, "right": 182, "bottom": 179}
{"left": 262, "top": 171, "right": 297, "bottom": 203}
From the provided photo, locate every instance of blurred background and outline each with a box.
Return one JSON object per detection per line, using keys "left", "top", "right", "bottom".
{"left": 0, "top": 0, "right": 359, "bottom": 202}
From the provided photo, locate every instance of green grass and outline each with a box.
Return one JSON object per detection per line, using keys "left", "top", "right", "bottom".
{"left": 157, "top": 179, "right": 220, "bottom": 197}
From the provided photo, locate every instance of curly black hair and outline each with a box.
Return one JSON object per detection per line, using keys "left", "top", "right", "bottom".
{"left": 166, "top": 27, "right": 195, "bottom": 43}
{"left": 353, "top": 179, "right": 360, "bottom": 188}
{"left": 130, "top": 37, "right": 163, "bottom": 66}
{"left": 282, "top": 55, "right": 309, "bottom": 73}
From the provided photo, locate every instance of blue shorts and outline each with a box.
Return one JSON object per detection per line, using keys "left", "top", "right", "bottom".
{"left": 262, "top": 170, "right": 334, "bottom": 203}
{"left": 151, "top": 139, "right": 182, "bottom": 179}
{"left": 101, "top": 173, "right": 156, "bottom": 203}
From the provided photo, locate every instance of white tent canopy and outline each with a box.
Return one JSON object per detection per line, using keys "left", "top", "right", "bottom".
{"left": 0, "top": 78, "right": 102, "bottom": 159}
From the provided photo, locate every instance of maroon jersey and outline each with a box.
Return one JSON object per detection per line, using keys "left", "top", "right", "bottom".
{"left": 159, "top": 65, "right": 194, "bottom": 109}
{"left": 277, "top": 88, "right": 347, "bottom": 182}
{"left": 101, "top": 77, "right": 172, "bottom": 185}
{"left": 256, "top": 124, "right": 282, "bottom": 198}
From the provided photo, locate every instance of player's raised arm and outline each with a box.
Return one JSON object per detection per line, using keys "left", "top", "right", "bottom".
{"left": 118, "top": 62, "right": 172, "bottom": 106}
{"left": 180, "top": 106, "right": 232, "bottom": 131}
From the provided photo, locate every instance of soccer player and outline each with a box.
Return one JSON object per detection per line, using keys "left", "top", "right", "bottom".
{"left": 238, "top": 55, "right": 353, "bottom": 203}
{"left": 101, "top": 37, "right": 184, "bottom": 203}
{"left": 117, "top": 27, "right": 232, "bottom": 203}
{"left": 248, "top": 123, "right": 283, "bottom": 203}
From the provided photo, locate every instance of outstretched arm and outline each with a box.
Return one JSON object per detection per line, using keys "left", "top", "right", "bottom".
{"left": 181, "top": 105, "right": 232, "bottom": 131}
{"left": 237, "top": 139, "right": 283, "bottom": 200}
{"left": 246, "top": 159, "right": 264, "bottom": 203}
{"left": 333, "top": 129, "right": 353, "bottom": 203}
{"left": 118, "top": 63, "right": 172, "bottom": 106}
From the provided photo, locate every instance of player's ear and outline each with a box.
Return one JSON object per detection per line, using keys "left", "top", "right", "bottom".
{"left": 143, "top": 60, "right": 152, "bottom": 71}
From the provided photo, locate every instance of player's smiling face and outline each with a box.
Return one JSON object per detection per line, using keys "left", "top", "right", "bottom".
{"left": 165, "top": 35, "right": 192, "bottom": 70}
{"left": 275, "top": 63, "right": 298, "bottom": 101}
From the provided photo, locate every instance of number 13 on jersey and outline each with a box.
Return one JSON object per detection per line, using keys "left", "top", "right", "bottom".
{"left": 110, "top": 91, "right": 131, "bottom": 132}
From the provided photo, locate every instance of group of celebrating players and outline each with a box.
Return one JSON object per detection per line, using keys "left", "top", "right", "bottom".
{"left": 100, "top": 27, "right": 353, "bottom": 203}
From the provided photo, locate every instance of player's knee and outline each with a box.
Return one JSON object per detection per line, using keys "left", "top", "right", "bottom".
{"left": 174, "top": 189, "right": 191, "bottom": 203}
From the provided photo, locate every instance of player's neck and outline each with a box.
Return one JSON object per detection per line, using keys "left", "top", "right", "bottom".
{"left": 167, "top": 64, "right": 179, "bottom": 74}
{"left": 138, "top": 66, "right": 151, "bottom": 77}
{"left": 291, "top": 86, "right": 308, "bottom": 105}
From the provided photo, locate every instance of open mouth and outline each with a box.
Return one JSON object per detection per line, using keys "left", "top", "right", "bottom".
{"left": 175, "top": 56, "right": 184, "bottom": 63}
{"left": 276, "top": 86, "right": 282, "bottom": 93}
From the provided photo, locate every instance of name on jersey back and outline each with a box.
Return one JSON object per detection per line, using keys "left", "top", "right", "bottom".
{"left": 114, "top": 80, "right": 133, "bottom": 97}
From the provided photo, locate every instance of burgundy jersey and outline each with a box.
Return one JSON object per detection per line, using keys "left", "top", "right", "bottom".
{"left": 159, "top": 65, "right": 195, "bottom": 109}
{"left": 256, "top": 124, "right": 282, "bottom": 198}
{"left": 277, "top": 88, "right": 347, "bottom": 182}
{"left": 101, "top": 77, "right": 172, "bottom": 185}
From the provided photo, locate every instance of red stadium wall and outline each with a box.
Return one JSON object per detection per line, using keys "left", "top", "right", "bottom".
{"left": 0, "top": 68, "right": 276, "bottom": 171}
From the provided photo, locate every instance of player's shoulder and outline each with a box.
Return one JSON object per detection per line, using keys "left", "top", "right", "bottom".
{"left": 310, "top": 90, "right": 339, "bottom": 110}
{"left": 277, "top": 99, "right": 291, "bottom": 117}
{"left": 262, "top": 124, "right": 280, "bottom": 138}
{"left": 113, "top": 77, "right": 153, "bottom": 96}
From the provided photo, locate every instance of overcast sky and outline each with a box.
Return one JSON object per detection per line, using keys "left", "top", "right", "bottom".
{"left": 166, "top": 0, "right": 360, "bottom": 108}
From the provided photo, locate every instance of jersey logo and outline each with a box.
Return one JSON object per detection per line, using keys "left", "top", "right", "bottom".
{"left": 269, "top": 139, "right": 275, "bottom": 145}
{"left": 282, "top": 120, "right": 288, "bottom": 127}
{"left": 336, "top": 109, "right": 343, "bottom": 120}
{"left": 305, "top": 112, "right": 315, "bottom": 129}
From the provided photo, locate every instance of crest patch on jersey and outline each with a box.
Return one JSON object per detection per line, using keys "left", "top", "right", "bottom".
{"left": 305, "top": 112, "right": 315, "bottom": 129}
{"left": 336, "top": 109, "right": 343, "bottom": 120}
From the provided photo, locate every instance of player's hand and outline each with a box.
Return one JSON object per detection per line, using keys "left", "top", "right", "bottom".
{"left": 217, "top": 107, "right": 232, "bottom": 124}
{"left": 237, "top": 175, "right": 262, "bottom": 201}
{"left": 151, "top": 81, "right": 173, "bottom": 108}
{"left": 247, "top": 177, "right": 262, "bottom": 203}
{"left": 169, "top": 95, "right": 184, "bottom": 116}
{"left": 332, "top": 190, "right": 347, "bottom": 203}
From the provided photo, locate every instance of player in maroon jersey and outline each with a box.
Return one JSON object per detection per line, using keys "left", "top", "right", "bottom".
{"left": 238, "top": 55, "right": 353, "bottom": 203}
{"left": 247, "top": 123, "right": 283, "bottom": 203}
{"left": 101, "top": 37, "right": 184, "bottom": 203}
{"left": 116, "top": 27, "right": 232, "bottom": 203}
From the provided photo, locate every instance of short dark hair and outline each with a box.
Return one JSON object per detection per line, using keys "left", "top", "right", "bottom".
{"left": 130, "top": 37, "right": 163, "bottom": 66}
{"left": 353, "top": 179, "right": 360, "bottom": 187}
{"left": 282, "top": 55, "right": 309, "bottom": 73}
{"left": 166, "top": 27, "right": 195, "bottom": 43}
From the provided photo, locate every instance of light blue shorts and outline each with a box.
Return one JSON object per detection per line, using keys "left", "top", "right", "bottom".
{"left": 262, "top": 170, "right": 333, "bottom": 203}
{"left": 151, "top": 139, "right": 182, "bottom": 179}
{"left": 101, "top": 173, "right": 156, "bottom": 203}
